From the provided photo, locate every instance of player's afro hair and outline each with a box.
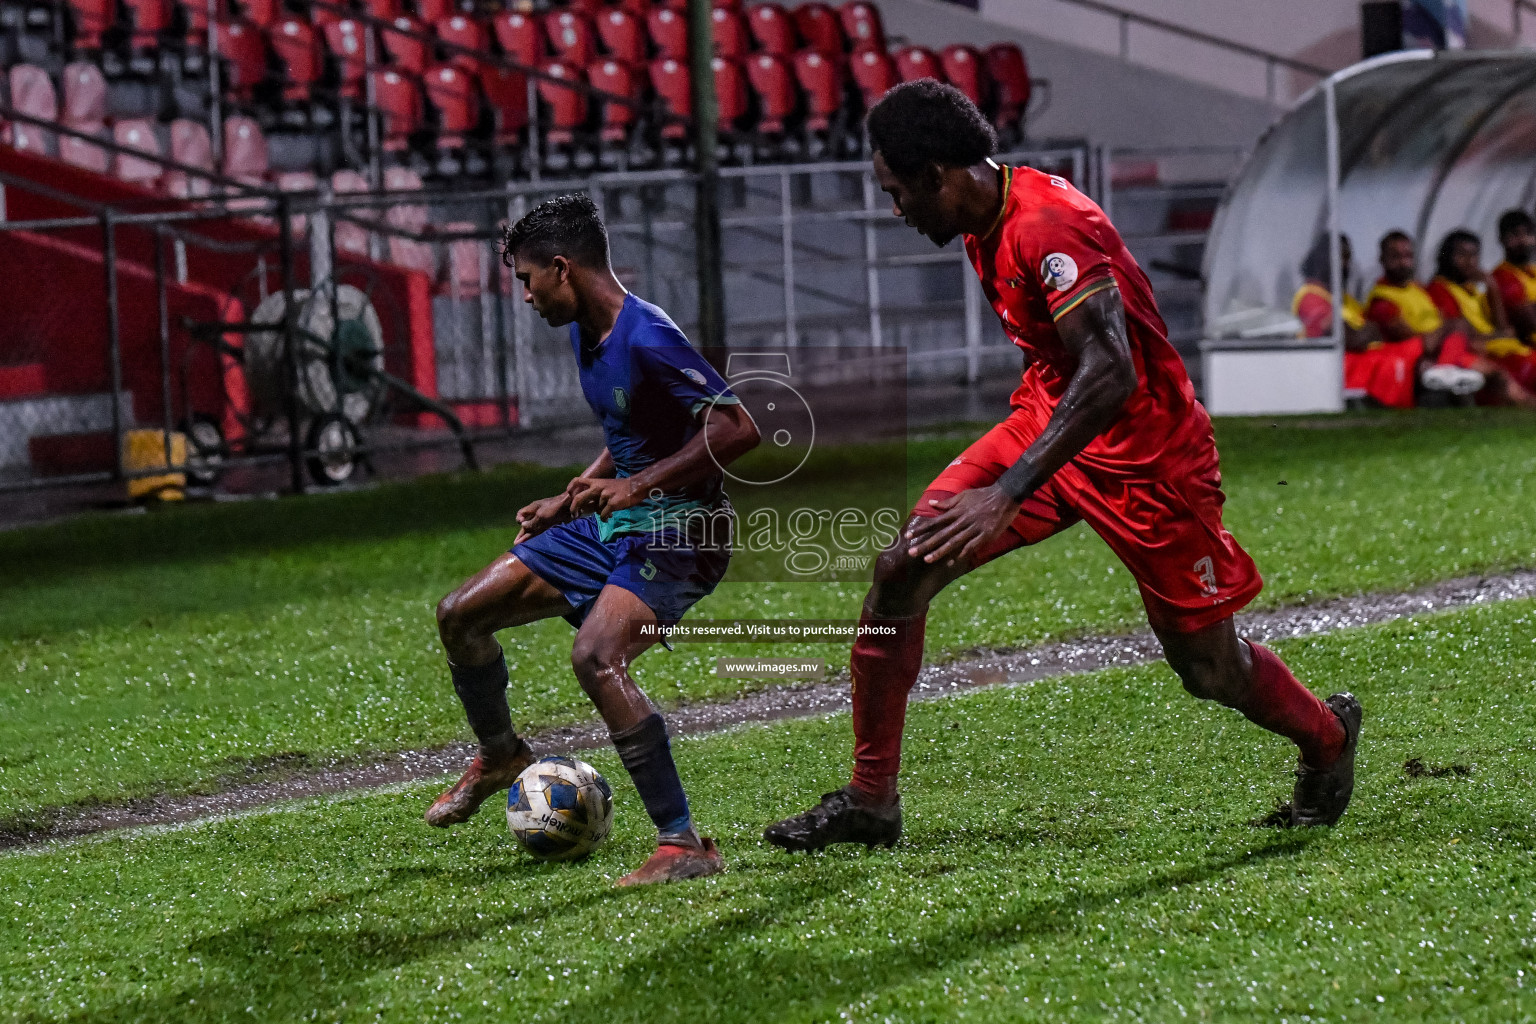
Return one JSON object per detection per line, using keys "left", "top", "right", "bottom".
{"left": 1435, "top": 228, "right": 1480, "bottom": 280}
{"left": 865, "top": 79, "right": 998, "bottom": 180}
{"left": 1498, "top": 208, "right": 1535, "bottom": 240}
{"left": 502, "top": 192, "right": 610, "bottom": 269}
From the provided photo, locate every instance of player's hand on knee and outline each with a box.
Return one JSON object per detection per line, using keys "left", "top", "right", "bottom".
{"left": 904, "top": 486, "right": 1017, "bottom": 565}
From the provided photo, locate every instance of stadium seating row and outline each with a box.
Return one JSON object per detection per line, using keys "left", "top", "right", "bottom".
{"left": 3, "top": 0, "right": 1036, "bottom": 182}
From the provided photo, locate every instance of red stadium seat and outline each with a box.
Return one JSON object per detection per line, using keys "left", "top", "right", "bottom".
{"left": 436, "top": 13, "right": 488, "bottom": 67}
{"left": 748, "top": 3, "right": 797, "bottom": 56}
{"left": 537, "top": 59, "right": 588, "bottom": 145}
{"left": 646, "top": 5, "right": 686, "bottom": 59}
{"left": 424, "top": 61, "right": 479, "bottom": 148}
{"left": 940, "top": 44, "right": 986, "bottom": 107}
{"left": 475, "top": 61, "right": 528, "bottom": 144}
{"left": 792, "top": 48, "right": 841, "bottom": 131}
{"left": 413, "top": 0, "right": 456, "bottom": 25}
{"left": 359, "top": 0, "right": 399, "bottom": 21}
{"left": 61, "top": 61, "right": 107, "bottom": 130}
{"left": 60, "top": 132, "right": 109, "bottom": 172}
{"left": 595, "top": 7, "right": 645, "bottom": 66}
{"left": 985, "top": 42, "right": 1031, "bottom": 131}
{"left": 121, "top": 0, "right": 171, "bottom": 47}
{"left": 849, "top": 45, "right": 896, "bottom": 109}
{"left": 544, "top": 9, "right": 596, "bottom": 64}
{"left": 618, "top": 0, "right": 650, "bottom": 18}
{"left": 4, "top": 65, "right": 57, "bottom": 156}
{"left": 113, "top": 118, "right": 163, "bottom": 185}
{"left": 746, "top": 52, "right": 796, "bottom": 133}
{"left": 269, "top": 16, "right": 323, "bottom": 101}
{"left": 711, "top": 5, "right": 749, "bottom": 59}
{"left": 221, "top": 114, "right": 268, "bottom": 181}
{"left": 381, "top": 14, "right": 429, "bottom": 75}
{"left": 492, "top": 11, "right": 544, "bottom": 67}
{"left": 215, "top": 19, "right": 269, "bottom": 99}
{"left": 59, "top": 61, "right": 107, "bottom": 172}
{"left": 163, "top": 118, "right": 213, "bottom": 197}
{"left": 383, "top": 166, "right": 435, "bottom": 272}
{"left": 64, "top": 0, "right": 113, "bottom": 48}
{"left": 442, "top": 220, "right": 483, "bottom": 296}
{"left": 894, "top": 45, "right": 943, "bottom": 83}
{"left": 713, "top": 55, "right": 748, "bottom": 131}
{"left": 369, "top": 68, "right": 423, "bottom": 150}
{"left": 837, "top": 0, "right": 883, "bottom": 50}
{"left": 240, "top": 0, "right": 278, "bottom": 28}
{"left": 323, "top": 18, "right": 371, "bottom": 99}
{"left": 791, "top": 2, "right": 842, "bottom": 55}
{"left": 332, "top": 178, "right": 372, "bottom": 255}
{"left": 588, "top": 58, "right": 638, "bottom": 144}
{"left": 649, "top": 55, "right": 689, "bottom": 139}
{"left": 182, "top": 0, "right": 229, "bottom": 46}
{"left": 275, "top": 170, "right": 317, "bottom": 238}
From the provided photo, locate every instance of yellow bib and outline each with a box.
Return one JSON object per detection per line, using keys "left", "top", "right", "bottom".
{"left": 1367, "top": 280, "right": 1443, "bottom": 335}
{"left": 1434, "top": 277, "right": 1532, "bottom": 357}
{"left": 1499, "top": 261, "right": 1536, "bottom": 304}
{"left": 1292, "top": 283, "right": 1366, "bottom": 332}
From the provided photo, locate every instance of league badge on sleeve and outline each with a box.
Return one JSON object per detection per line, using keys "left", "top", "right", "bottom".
{"left": 1041, "top": 253, "right": 1079, "bottom": 292}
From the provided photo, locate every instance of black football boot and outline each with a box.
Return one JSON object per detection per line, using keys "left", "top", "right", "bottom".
{"left": 763, "top": 788, "right": 902, "bottom": 852}
{"left": 1292, "top": 692, "right": 1363, "bottom": 827}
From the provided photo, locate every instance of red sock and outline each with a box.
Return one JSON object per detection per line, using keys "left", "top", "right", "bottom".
{"left": 848, "top": 611, "right": 927, "bottom": 805}
{"left": 1238, "top": 642, "right": 1344, "bottom": 768}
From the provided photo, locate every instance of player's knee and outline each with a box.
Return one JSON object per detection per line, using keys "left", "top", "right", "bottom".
{"left": 570, "top": 637, "right": 622, "bottom": 694}
{"left": 867, "top": 547, "right": 926, "bottom": 616}
{"left": 435, "top": 590, "right": 467, "bottom": 641}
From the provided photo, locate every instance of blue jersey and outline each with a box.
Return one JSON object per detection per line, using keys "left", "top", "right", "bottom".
{"left": 572, "top": 293, "right": 739, "bottom": 539}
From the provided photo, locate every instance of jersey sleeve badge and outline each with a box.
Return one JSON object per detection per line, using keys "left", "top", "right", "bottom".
{"left": 1040, "top": 253, "right": 1079, "bottom": 292}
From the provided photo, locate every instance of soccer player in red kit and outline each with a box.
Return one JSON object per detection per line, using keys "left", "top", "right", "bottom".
{"left": 764, "top": 81, "right": 1362, "bottom": 852}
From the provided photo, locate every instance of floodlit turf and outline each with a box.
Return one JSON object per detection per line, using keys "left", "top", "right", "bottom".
{"left": 3, "top": 599, "right": 1534, "bottom": 1023}
{"left": 5, "top": 410, "right": 1536, "bottom": 819}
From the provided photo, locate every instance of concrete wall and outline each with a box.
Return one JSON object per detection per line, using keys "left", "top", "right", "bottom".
{"left": 975, "top": 0, "right": 1534, "bottom": 104}
{"left": 867, "top": 0, "right": 1280, "bottom": 151}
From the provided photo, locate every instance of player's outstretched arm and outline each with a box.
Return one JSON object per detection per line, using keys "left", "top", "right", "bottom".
{"left": 907, "top": 286, "right": 1137, "bottom": 565}
{"left": 569, "top": 405, "right": 760, "bottom": 519}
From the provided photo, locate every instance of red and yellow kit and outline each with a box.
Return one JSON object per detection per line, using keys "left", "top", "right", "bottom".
{"left": 1427, "top": 275, "right": 1536, "bottom": 390}
{"left": 1492, "top": 260, "right": 1536, "bottom": 341}
{"left": 921, "top": 164, "right": 1262, "bottom": 633}
{"left": 1293, "top": 283, "right": 1419, "bottom": 409}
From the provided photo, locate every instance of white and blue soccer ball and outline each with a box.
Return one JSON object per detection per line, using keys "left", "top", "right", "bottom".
{"left": 506, "top": 755, "right": 614, "bottom": 861}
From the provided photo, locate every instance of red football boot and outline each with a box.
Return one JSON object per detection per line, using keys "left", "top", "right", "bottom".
{"left": 425, "top": 739, "right": 535, "bottom": 827}
{"left": 615, "top": 838, "right": 724, "bottom": 887}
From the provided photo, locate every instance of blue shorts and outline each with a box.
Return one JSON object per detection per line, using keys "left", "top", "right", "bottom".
{"left": 512, "top": 515, "right": 730, "bottom": 628}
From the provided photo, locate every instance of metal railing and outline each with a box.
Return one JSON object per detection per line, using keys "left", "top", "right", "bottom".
{"left": 0, "top": 144, "right": 1110, "bottom": 498}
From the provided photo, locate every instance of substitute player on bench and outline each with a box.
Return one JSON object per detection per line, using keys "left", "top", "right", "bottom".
{"left": 765, "top": 82, "right": 1361, "bottom": 852}
{"left": 429, "top": 194, "right": 760, "bottom": 886}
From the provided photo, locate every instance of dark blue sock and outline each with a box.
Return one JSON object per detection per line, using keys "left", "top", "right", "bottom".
{"left": 449, "top": 649, "right": 517, "bottom": 746}
{"left": 611, "top": 714, "right": 693, "bottom": 839}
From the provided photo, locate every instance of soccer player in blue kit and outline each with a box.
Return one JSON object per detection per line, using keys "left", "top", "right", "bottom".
{"left": 427, "top": 194, "right": 760, "bottom": 886}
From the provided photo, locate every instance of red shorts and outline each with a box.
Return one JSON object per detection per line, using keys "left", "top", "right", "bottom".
{"left": 1345, "top": 339, "right": 1421, "bottom": 409}
{"left": 921, "top": 409, "right": 1263, "bottom": 635}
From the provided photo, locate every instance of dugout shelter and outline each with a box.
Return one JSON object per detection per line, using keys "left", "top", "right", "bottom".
{"left": 1200, "top": 49, "right": 1536, "bottom": 414}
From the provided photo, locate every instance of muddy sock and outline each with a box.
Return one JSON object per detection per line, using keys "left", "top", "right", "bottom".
{"left": 848, "top": 611, "right": 927, "bottom": 806}
{"left": 1236, "top": 641, "right": 1345, "bottom": 769}
{"left": 449, "top": 648, "right": 520, "bottom": 751}
{"left": 611, "top": 714, "right": 694, "bottom": 841}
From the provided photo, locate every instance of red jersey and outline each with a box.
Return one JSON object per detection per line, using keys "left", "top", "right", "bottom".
{"left": 963, "top": 164, "right": 1206, "bottom": 478}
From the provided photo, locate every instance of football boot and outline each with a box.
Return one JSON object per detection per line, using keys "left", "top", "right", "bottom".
{"left": 762, "top": 787, "right": 902, "bottom": 852}
{"left": 616, "top": 838, "right": 724, "bottom": 886}
{"left": 425, "top": 739, "right": 536, "bottom": 827}
{"left": 1292, "top": 692, "right": 1363, "bottom": 827}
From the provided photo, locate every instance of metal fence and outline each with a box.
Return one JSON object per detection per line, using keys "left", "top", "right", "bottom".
{"left": 0, "top": 144, "right": 1102, "bottom": 498}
